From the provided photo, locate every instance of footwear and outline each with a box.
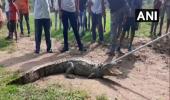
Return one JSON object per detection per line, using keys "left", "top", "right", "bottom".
{"left": 98, "top": 41, "right": 104, "bottom": 45}
{"left": 117, "top": 47, "right": 124, "bottom": 54}
{"left": 47, "top": 49, "right": 53, "bottom": 53}
{"left": 157, "top": 33, "right": 161, "bottom": 36}
{"left": 79, "top": 48, "right": 87, "bottom": 52}
{"left": 91, "top": 40, "right": 96, "bottom": 44}
{"left": 34, "top": 50, "right": 40, "bottom": 54}
{"left": 128, "top": 45, "right": 133, "bottom": 51}
{"left": 60, "top": 48, "right": 69, "bottom": 53}
{"left": 28, "top": 34, "right": 30, "bottom": 37}
{"left": 20, "top": 33, "right": 24, "bottom": 37}
{"left": 106, "top": 51, "right": 115, "bottom": 56}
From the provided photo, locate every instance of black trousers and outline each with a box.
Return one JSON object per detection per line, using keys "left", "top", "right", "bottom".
{"left": 19, "top": 13, "right": 30, "bottom": 34}
{"left": 91, "top": 13, "right": 104, "bottom": 42}
{"left": 62, "top": 10, "right": 83, "bottom": 50}
{"left": 35, "top": 19, "right": 52, "bottom": 52}
{"left": 9, "top": 20, "right": 17, "bottom": 39}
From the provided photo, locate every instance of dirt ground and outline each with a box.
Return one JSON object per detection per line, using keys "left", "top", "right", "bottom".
{"left": 0, "top": 36, "right": 169, "bottom": 100}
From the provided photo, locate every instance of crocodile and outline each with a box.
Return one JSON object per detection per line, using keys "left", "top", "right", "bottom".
{"left": 9, "top": 59, "right": 122, "bottom": 84}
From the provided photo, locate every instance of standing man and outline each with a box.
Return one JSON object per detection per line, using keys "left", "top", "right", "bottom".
{"left": 165, "top": 0, "right": 170, "bottom": 33}
{"left": 79, "top": 0, "right": 88, "bottom": 36}
{"left": 52, "top": 0, "right": 62, "bottom": 31}
{"left": 88, "top": 0, "right": 105, "bottom": 44}
{"left": 53, "top": 0, "right": 61, "bottom": 31}
{"left": 150, "top": 0, "right": 162, "bottom": 37}
{"left": 58, "top": 0, "right": 86, "bottom": 53}
{"left": 0, "top": 0, "right": 4, "bottom": 29}
{"left": 158, "top": 0, "right": 166, "bottom": 36}
{"left": 15, "top": 0, "right": 30, "bottom": 37}
{"left": 118, "top": 0, "right": 142, "bottom": 52}
{"left": 107, "top": 0, "right": 129, "bottom": 56}
{"left": 5, "top": 0, "right": 10, "bottom": 39}
{"left": 34, "top": 0, "right": 52, "bottom": 54}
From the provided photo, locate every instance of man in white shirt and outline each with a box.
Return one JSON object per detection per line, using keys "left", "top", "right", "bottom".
{"left": 88, "top": 0, "right": 105, "bottom": 44}
{"left": 58, "top": 0, "right": 86, "bottom": 52}
{"left": 34, "top": 0, "right": 52, "bottom": 54}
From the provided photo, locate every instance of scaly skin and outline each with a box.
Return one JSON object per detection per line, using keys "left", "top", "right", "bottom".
{"left": 9, "top": 59, "right": 121, "bottom": 84}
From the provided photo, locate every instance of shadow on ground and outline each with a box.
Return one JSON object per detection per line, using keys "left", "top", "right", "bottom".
{"left": 98, "top": 78, "right": 151, "bottom": 100}
{"left": 151, "top": 35, "right": 170, "bottom": 56}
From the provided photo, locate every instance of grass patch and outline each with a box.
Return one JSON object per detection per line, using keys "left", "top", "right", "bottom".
{"left": 0, "top": 68, "right": 89, "bottom": 100}
{"left": 96, "top": 94, "right": 108, "bottom": 100}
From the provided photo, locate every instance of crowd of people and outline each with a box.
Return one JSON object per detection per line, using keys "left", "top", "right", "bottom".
{"left": 0, "top": 0, "right": 169, "bottom": 56}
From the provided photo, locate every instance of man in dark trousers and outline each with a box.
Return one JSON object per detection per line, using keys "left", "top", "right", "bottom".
{"left": 15, "top": 0, "right": 30, "bottom": 37}
{"left": 79, "top": 0, "right": 88, "bottom": 37}
{"left": 58, "top": 0, "right": 86, "bottom": 53}
{"left": 34, "top": 0, "right": 52, "bottom": 54}
{"left": 107, "top": 0, "right": 130, "bottom": 56}
{"left": 88, "top": 0, "right": 105, "bottom": 44}
{"left": 118, "top": 0, "right": 143, "bottom": 52}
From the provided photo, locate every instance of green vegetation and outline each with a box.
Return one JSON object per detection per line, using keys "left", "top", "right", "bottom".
{"left": 96, "top": 94, "right": 108, "bottom": 100}
{"left": 0, "top": 68, "right": 89, "bottom": 100}
{"left": 0, "top": 1, "right": 167, "bottom": 99}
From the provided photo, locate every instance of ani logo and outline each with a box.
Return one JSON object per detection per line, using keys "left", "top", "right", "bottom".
{"left": 135, "top": 9, "right": 159, "bottom": 22}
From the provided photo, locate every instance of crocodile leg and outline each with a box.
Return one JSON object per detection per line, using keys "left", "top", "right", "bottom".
{"left": 65, "top": 62, "right": 75, "bottom": 79}
{"left": 88, "top": 73, "right": 96, "bottom": 79}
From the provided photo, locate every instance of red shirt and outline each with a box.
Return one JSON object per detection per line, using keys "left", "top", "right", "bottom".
{"left": 15, "top": 0, "right": 29, "bottom": 14}
{"left": 9, "top": 2, "right": 18, "bottom": 21}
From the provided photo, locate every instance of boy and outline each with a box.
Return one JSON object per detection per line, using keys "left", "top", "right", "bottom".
{"left": 9, "top": 0, "right": 19, "bottom": 41}
{"left": 88, "top": 0, "right": 105, "bottom": 44}
{"left": 15, "top": 0, "right": 30, "bottom": 37}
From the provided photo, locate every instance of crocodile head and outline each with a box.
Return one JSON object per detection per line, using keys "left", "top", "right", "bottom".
{"left": 101, "top": 63, "right": 122, "bottom": 76}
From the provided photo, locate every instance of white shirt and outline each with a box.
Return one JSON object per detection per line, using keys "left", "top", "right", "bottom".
{"left": 54, "top": 0, "right": 59, "bottom": 11}
{"left": 34, "top": 0, "right": 50, "bottom": 19}
{"left": 104, "top": 0, "right": 109, "bottom": 9}
{"left": 5, "top": 0, "right": 9, "bottom": 12}
{"left": 61, "top": 0, "right": 76, "bottom": 12}
{"left": 91, "top": 0, "right": 103, "bottom": 14}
